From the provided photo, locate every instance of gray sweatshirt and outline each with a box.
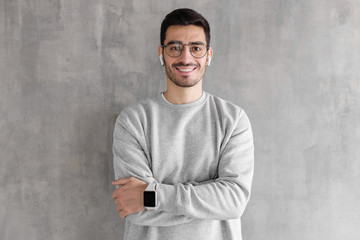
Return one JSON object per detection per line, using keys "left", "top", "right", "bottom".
{"left": 113, "top": 91, "right": 254, "bottom": 240}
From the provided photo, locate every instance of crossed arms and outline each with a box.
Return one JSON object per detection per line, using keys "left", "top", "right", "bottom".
{"left": 112, "top": 110, "right": 254, "bottom": 226}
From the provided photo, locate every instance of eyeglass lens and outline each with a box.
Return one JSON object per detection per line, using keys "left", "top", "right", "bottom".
{"left": 165, "top": 42, "right": 207, "bottom": 58}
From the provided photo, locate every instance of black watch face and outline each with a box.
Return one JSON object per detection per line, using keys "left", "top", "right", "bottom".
{"left": 144, "top": 191, "right": 156, "bottom": 207}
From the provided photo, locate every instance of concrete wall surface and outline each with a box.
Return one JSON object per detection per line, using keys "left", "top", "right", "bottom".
{"left": 1, "top": 0, "right": 359, "bottom": 239}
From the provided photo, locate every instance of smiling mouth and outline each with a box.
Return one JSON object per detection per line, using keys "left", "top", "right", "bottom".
{"left": 176, "top": 67, "right": 196, "bottom": 73}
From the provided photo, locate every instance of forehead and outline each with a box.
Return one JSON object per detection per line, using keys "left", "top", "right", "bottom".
{"left": 164, "top": 25, "right": 206, "bottom": 44}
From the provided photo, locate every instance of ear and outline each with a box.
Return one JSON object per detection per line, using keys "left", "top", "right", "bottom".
{"left": 159, "top": 55, "right": 164, "bottom": 66}
{"left": 207, "top": 56, "right": 212, "bottom": 66}
{"left": 158, "top": 46, "right": 164, "bottom": 66}
{"left": 206, "top": 47, "right": 213, "bottom": 66}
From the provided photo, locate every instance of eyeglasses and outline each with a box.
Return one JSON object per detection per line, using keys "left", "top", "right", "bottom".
{"left": 162, "top": 41, "right": 209, "bottom": 58}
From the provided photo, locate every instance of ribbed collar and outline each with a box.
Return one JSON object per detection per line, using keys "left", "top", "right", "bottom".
{"left": 158, "top": 91, "right": 208, "bottom": 109}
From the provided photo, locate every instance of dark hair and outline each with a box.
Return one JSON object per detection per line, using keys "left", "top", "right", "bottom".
{"left": 160, "top": 8, "right": 210, "bottom": 46}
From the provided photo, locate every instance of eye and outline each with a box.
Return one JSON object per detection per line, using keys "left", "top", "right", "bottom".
{"left": 191, "top": 45, "right": 203, "bottom": 52}
{"left": 169, "top": 44, "right": 181, "bottom": 51}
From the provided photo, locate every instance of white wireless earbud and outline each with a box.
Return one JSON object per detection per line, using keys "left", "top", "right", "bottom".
{"left": 207, "top": 56, "right": 212, "bottom": 66}
{"left": 159, "top": 54, "right": 164, "bottom": 66}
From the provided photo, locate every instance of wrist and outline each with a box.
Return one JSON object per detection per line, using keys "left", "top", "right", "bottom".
{"left": 144, "top": 182, "right": 157, "bottom": 210}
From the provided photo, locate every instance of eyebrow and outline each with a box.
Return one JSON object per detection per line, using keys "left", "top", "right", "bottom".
{"left": 166, "top": 40, "right": 182, "bottom": 45}
{"left": 191, "top": 41, "right": 206, "bottom": 45}
{"left": 165, "top": 40, "right": 206, "bottom": 45}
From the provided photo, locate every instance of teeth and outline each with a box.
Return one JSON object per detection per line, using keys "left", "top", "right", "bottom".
{"left": 178, "top": 68, "right": 194, "bottom": 72}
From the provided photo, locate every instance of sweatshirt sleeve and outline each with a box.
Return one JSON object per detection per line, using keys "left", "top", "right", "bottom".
{"left": 155, "top": 109, "right": 254, "bottom": 220}
{"left": 112, "top": 114, "right": 195, "bottom": 226}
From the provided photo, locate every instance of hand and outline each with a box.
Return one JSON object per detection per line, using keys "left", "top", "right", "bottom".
{"left": 112, "top": 177, "right": 148, "bottom": 218}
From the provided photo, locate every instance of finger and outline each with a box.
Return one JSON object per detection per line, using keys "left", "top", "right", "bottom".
{"left": 117, "top": 204, "right": 123, "bottom": 213}
{"left": 112, "top": 188, "right": 124, "bottom": 199}
{"left": 112, "top": 190, "right": 118, "bottom": 199}
{"left": 112, "top": 177, "right": 131, "bottom": 186}
{"left": 120, "top": 210, "right": 128, "bottom": 218}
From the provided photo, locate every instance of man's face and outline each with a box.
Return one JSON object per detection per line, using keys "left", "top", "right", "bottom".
{"left": 160, "top": 25, "right": 212, "bottom": 88}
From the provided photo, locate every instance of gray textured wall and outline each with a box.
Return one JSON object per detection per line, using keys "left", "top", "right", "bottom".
{"left": 1, "top": 0, "right": 359, "bottom": 239}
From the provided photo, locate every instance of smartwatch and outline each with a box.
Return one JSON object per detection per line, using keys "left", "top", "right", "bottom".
{"left": 144, "top": 182, "right": 157, "bottom": 210}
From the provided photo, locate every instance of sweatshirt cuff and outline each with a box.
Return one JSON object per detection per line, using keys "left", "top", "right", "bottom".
{"left": 156, "top": 183, "right": 177, "bottom": 213}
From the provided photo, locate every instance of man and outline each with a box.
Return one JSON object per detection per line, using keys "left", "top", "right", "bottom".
{"left": 112, "top": 8, "right": 254, "bottom": 240}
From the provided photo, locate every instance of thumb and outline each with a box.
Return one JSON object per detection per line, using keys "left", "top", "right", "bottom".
{"left": 112, "top": 177, "right": 131, "bottom": 186}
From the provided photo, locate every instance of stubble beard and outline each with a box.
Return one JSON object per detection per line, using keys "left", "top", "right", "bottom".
{"left": 165, "top": 61, "right": 205, "bottom": 88}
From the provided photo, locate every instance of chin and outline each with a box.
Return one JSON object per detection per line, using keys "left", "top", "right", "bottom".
{"left": 171, "top": 77, "right": 201, "bottom": 88}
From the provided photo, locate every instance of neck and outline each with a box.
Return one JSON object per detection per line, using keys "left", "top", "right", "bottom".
{"left": 163, "top": 79, "right": 203, "bottom": 104}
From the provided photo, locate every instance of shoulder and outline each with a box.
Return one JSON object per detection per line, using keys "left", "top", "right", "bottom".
{"left": 115, "top": 95, "right": 159, "bottom": 131}
{"left": 206, "top": 92, "right": 252, "bottom": 137}
{"left": 206, "top": 92, "right": 247, "bottom": 122}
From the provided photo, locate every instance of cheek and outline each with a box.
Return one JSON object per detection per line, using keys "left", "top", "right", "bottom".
{"left": 199, "top": 60, "right": 207, "bottom": 69}
{"left": 164, "top": 58, "right": 175, "bottom": 67}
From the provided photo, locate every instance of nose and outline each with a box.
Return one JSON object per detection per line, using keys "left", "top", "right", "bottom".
{"left": 178, "top": 45, "right": 194, "bottom": 62}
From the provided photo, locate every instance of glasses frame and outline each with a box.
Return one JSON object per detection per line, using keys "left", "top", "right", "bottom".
{"left": 161, "top": 41, "right": 210, "bottom": 59}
